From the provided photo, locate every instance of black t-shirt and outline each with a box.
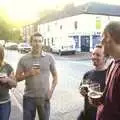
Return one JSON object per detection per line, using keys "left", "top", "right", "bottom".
{"left": 80, "top": 69, "right": 107, "bottom": 120}
{"left": 83, "top": 70, "right": 106, "bottom": 92}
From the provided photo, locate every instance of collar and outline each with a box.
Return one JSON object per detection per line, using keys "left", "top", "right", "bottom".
{"left": 115, "top": 58, "right": 120, "bottom": 63}
{"left": 31, "top": 51, "right": 46, "bottom": 57}
{"left": 41, "top": 51, "right": 46, "bottom": 57}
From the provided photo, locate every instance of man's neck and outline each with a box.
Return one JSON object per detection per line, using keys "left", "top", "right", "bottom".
{"left": 112, "top": 51, "right": 120, "bottom": 60}
{"left": 32, "top": 50, "right": 42, "bottom": 57}
{"left": 95, "top": 65, "right": 106, "bottom": 71}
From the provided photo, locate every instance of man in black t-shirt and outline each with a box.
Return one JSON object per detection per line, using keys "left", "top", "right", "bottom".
{"left": 78, "top": 44, "right": 107, "bottom": 120}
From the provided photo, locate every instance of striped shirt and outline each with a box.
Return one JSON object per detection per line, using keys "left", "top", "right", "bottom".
{"left": 97, "top": 59, "right": 120, "bottom": 120}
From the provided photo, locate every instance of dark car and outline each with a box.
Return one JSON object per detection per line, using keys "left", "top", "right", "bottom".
{"left": 5, "top": 42, "right": 18, "bottom": 50}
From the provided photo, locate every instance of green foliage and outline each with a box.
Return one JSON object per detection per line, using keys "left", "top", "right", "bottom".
{"left": 37, "top": 3, "right": 74, "bottom": 24}
{"left": 0, "top": 9, "right": 11, "bottom": 41}
{"left": 0, "top": 9, "right": 22, "bottom": 43}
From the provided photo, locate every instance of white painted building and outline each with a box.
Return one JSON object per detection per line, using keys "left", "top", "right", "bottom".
{"left": 23, "top": 2, "right": 120, "bottom": 52}
{"left": 38, "top": 13, "right": 120, "bottom": 52}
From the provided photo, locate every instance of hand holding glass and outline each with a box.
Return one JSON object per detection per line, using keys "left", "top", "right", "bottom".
{"left": 79, "top": 79, "right": 90, "bottom": 96}
{"left": 88, "top": 82, "right": 103, "bottom": 106}
{"left": 31, "top": 64, "right": 40, "bottom": 76}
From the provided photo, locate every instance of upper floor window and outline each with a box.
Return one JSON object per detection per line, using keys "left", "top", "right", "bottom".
{"left": 51, "top": 37, "right": 54, "bottom": 45}
{"left": 48, "top": 25, "right": 50, "bottom": 32}
{"left": 60, "top": 25, "right": 62, "bottom": 30}
{"left": 74, "top": 21, "right": 78, "bottom": 30}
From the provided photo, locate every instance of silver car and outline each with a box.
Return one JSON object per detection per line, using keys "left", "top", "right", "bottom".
{"left": 18, "top": 43, "right": 31, "bottom": 53}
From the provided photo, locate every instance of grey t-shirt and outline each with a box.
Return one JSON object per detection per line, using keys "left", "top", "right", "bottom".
{"left": 0, "top": 63, "right": 13, "bottom": 102}
{"left": 17, "top": 52, "right": 57, "bottom": 99}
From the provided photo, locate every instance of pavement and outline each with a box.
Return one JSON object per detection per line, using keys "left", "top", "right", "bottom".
{"left": 10, "top": 52, "right": 90, "bottom": 120}
{"left": 54, "top": 52, "right": 91, "bottom": 61}
{"left": 10, "top": 82, "right": 84, "bottom": 120}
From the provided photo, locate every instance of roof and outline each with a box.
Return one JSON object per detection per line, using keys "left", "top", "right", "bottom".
{"left": 38, "top": 2, "right": 120, "bottom": 24}
{"left": 79, "top": 2, "right": 120, "bottom": 16}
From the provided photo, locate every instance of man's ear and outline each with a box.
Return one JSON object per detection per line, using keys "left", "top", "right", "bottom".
{"left": 106, "top": 32, "right": 111, "bottom": 42}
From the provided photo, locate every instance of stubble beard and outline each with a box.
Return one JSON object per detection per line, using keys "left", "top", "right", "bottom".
{"left": 32, "top": 47, "right": 42, "bottom": 55}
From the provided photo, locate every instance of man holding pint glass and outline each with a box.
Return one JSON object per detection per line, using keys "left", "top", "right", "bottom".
{"left": 78, "top": 44, "right": 107, "bottom": 120}
{"left": 16, "top": 32, "right": 58, "bottom": 120}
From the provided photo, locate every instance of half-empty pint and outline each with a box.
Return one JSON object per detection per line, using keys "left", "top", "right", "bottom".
{"left": 88, "top": 91, "right": 103, "bottom": 105}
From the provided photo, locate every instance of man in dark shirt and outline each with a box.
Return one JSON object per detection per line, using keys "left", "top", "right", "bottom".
{"left": 96, "top": 21, "right": 120, "bottom": 120}
{"left": 78, "top": 44, "right": 107, "bottom": 120}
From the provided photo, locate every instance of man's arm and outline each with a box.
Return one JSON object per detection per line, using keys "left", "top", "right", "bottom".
{"left": 51, "top": 71, "right": 58, "bottom": 93}
{"left": 15, "top": 58, "right": 26, "bottom": 82}
{"left": 48, "top": 71, "right": 58, "bottom": 99}
{"left": 79, "top": 71, "right": 90, "bottom": 96}
{"left": 15, "top": 70, "right": 30, "bottom": 82}
{"left": 16, "top": 68, "right": 40, "bottom": 82}
{"left": 48, "top": 54, "right": 58, "bottom": 99}
{"left": 0, "top": 71, "right": 17, "bottom": 88}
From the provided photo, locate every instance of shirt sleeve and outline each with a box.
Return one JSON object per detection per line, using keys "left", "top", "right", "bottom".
{"left": 80, "top": 71, "right": 91, "bottom": 86}
{"left": 16, "top": 58, "right": 25, "bottom": 72}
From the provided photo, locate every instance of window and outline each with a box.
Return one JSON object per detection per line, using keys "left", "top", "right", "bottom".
{"left": 74, "top": 21, "right": 78, "bottom": 30}
{"left": 48, "top": 25, "right": 50, "bottom": 32}
{"left": 60, "top": 25, "right": 62, "bottom": 30}
{"left": 51, "top": 37, "right": 54, "bottom": 45}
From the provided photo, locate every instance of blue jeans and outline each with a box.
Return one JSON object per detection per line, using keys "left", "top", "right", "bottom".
{"left": 23, "top": 96, "right": 50, "bottom": 120}
{"left": 0, "top": 101, "right": 11, "bottom": 120}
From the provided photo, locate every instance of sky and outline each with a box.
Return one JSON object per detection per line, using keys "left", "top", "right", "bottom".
{"left": 0, "top": 0, "right": 120, "bottom": 22}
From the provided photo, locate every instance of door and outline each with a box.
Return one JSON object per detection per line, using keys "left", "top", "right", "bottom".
{"left": 81, "top": 35, "right": 90, "bottom": 52}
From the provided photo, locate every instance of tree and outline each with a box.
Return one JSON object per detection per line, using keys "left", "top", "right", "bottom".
{"left": 10, "top": 29, "right": 23, "bottom": 43}
{"left": 0, "top": 9, "right": 11, "bottom": 41}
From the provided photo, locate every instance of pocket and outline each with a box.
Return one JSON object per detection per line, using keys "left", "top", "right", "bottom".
{"left": 44, "top": 99, "right": 50, "bottom": 110}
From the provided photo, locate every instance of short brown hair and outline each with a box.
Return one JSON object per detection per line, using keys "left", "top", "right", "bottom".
{"left": 30, "top": 32, "right": 43, "bottom": 42}
{"left": 104, "top": 21, "right": 120, "bottom": 44}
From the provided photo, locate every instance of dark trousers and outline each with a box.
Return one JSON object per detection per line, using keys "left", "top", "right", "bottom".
{"left": 0, "top": 101, "right": 11, "bottom": 120}
{"left": 23, "top": 96, "right": 50, "bottom": 120}
{"left": 77, "top": 107, "right": 97, "bottom": 120}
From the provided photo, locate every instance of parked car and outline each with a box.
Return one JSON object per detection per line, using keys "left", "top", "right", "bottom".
{"left": 51, "top": 37, "right": 75, "bottom": 55}
{"left": 5, "top": 42, "right": 18, "bottom": 50}
{"left": 18, "top": 43, "right": 31, "bottom": 53}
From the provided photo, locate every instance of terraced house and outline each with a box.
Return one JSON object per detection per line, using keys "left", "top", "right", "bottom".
{"left": 22, "top": 2, "right": 120, "bottom": 53}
